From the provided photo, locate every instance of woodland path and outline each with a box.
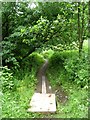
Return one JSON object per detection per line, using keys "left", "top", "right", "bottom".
{"left": 28, "top": 60, "right": 67, "bottom": 112}
{"left": 35, "top": 59, "right": 68, "bottom": 103}
{"left": 28, "top": 60, "right": 56, "bottom": 112}
{"left": 36, "top": 59, "right": 53, "bottom": 94}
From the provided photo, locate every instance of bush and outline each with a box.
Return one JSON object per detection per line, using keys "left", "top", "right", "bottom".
{"left": 41, "top": 49, "right": 54, "bottom": 59}
{"left": 0, "top": 66, "right": 15, "bottom": 92}
{"left": 64, "top": 52, "right": 88, "bottom": 88}
{"left": 22, "top": 52, "right": 44, "bottom": 71}
{"left": 49, "top": 51, "right": 72, "bottom": 69}
{"left": 48, "top": 50, "right": 88, "bottom": 88}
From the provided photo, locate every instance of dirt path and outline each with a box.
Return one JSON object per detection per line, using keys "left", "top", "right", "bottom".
{"left": 35, "top": 59, "right": 68, "bottom": 103}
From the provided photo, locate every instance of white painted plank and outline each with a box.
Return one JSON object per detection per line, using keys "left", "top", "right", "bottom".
{"left": 28, "top": 93, "right": 56, "bottom": 113}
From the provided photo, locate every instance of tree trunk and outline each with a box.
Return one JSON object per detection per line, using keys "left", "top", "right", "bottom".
{"left": 78, "top": 2, "right": 81, "bottom": 55}
{"left": 0, "top": 2, "right": 2, "bottom": 68}
{"left": 79, "top": 2, "right": 85, "bottom": 54}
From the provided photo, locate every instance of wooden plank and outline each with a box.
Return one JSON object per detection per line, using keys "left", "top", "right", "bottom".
{"left": 28, "top": 93, "right": 56, "bottom": 113}
{"left": 42, "top": 76, "right": 46, "bottom": 94}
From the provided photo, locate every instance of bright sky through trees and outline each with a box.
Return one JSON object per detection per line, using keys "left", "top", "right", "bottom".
{"left": 28, "top": 3, "right": 36, "bottom": 9}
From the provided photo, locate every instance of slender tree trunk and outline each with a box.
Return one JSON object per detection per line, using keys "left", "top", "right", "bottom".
{"left": 79, "top": 2, "right": 85, "bottom": 53}
{"left": 88, "top": 0, "right": 90, "bottom": 66}
{"left": 0, "top": 2, "right": 2, "bottom": 68}
{"left": 88, "top": 2, "right": 90, "bottom": 114}
{"left": 78, "top": 2, "right": 81, "bottom": 55}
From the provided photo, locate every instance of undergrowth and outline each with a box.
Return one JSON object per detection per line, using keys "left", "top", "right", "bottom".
{"left": 46, "top": 46, "right": 88, "bottom": 118}
{"left": 1, "top": 41, "right": 88, "bottom": 118}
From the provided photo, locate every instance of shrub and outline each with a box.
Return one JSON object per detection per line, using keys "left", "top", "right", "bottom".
{"left": 22, "top": 52, "right": 44, "bottom": 71}
{"left": 48, "top": 50, "right": 88, "bottom": 88}
{"left": 64, "top": 52, "right": 88, "bottom": 87}
{"left": 49, "top": 51, "right": 72, "bottom": 69}
{"left": 0, "top": 66, "right": 15, "bottom": 92}
{"left": 41, "top": 49, "right": 54, "bottom": 59}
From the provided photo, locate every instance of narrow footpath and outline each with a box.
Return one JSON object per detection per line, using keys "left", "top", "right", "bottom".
{"left": 36, "top": 59, "right": 68, "bottom": 103}
{"left": 36, "top": 59, "right": 53, "bottom": 94}
{"left": 28, "top": 60, "right": 56, "bottom": 112}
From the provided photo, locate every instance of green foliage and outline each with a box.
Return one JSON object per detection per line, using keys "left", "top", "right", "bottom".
{"left": 2, "top": 2, "right": 89, "bottom": 118}
{"left": 41, "top": 49, "right": 54, "bottom": 59}
{"left": 56, "top": 83, "right": 88, "bottom": 118}
{"left": 2, "top": 69, "right": 37, "bottom": 118}
{"left": 49, "top": 52, "right": 65, "bottom": 68}
{"left": 48, "top": 49, "right": 88, "bottom": 88}
{"left": 2, "top": 67, "right": 88, "bottom": 118}
{"left": 64, "top": 51, "right": 88, "bottom": 87}
{"left": 2, "top": 2, "right": 88, "bottom": 68}
{"left": 47, "top": 61, "right": 88, "bottom": 118}
{"left": 1, "top": 66, "right": 15, "bottom": 92}
{"left": 49, "top": 51, "right": 76, "bottom": 69}
{"left": 46, "top": 50, "right": 88, "bottom": 118}
{"left": 22, "top": 52, "right": 44, "bottom": 70}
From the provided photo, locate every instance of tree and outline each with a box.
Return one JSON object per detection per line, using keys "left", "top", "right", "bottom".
{"left": 77, "top": 2, "right": 87, "bottom": 55}
{"left": 2, "top": 2, "right": 17, "bottom": 39}
{"left": 2, "top": 2, "right": 88, "bottom": 68}
{"left": 78, "top": 2, "right": 85, "bottom": 54}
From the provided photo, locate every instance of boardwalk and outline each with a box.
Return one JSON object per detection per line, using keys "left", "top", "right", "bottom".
{"left": 36, "top": 59, "right": 53, "bottom": 93}
{"left": 28, "top": 60, "right": 56, "bottom": 112}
